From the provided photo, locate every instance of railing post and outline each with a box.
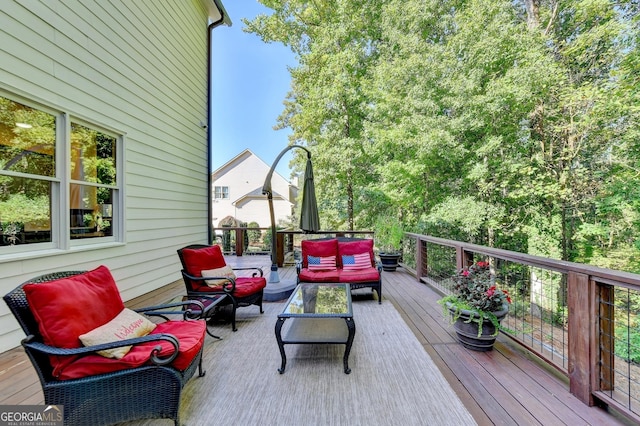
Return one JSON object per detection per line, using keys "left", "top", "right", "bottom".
{"left": 568, "top": 271, "right": 593, "bottom": 405}
{"left": 286, "top": 232, "right": 294, "bottom": 254}
{"left": 276, "top": 232, "right": 285, "bottom": 267}
{"left": 417, "top": 237, "right": 427, "bottom": 280}
{"left": 235, "top": 228, "right": 243, "bottom": 256}
{"left": 456, "top": 245, "right": 473, "bottom": 271}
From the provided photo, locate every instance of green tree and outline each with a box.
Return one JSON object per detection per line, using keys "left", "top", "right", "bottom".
{"left": 246, "top": 0, "right": 383, "bottom": 230}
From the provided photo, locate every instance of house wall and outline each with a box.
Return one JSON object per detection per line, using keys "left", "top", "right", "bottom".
{"left": 0, "top": 0, "right": 225, "bottom": 353}
{"left": 212, "top": 150, "right": 294, "bottom": 228}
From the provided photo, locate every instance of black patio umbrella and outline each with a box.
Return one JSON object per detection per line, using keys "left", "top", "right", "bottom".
{"left": 262, "top": 145, "right": 318, "bottom": 283}
{"left": 299, "top": 155, "right": 320, "bottom": 233}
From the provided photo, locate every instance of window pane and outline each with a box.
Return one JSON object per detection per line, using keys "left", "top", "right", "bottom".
{"left": 70, "top": 184, "right": 114, "bottom": 239}
{"left": 71, "top": 123, "right": 116, "bottom": 185}
{"left": 70, "top": 123, "right": 116, "bottom": 241}
{"left": 0, "top": 96, "right": 56, "bottom": 177}
{"left": 0, "top": 176, "right": 52, "bottom": 246}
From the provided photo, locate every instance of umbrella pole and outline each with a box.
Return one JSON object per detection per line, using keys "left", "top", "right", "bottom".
{"left": 262, "top": 145, "right": 313, "bottom": 285}
{"left": 267, "top": 191, "right": 280, "bottom": 283}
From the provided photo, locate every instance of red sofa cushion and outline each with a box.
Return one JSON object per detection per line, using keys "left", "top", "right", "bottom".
{"left": 301, "top": 239, "right": 338, "bottom": 268}
{"left": 23, "top": 265, "right": 125, "bottom": 377}
{"left": 339, "top": 267, "right": 380, "bottom": 283}
{"left": 181, "top": 245, "right": 227, "bottom": 276}
{"left": 299, "top": 268, "right": 341, "bottom": 283}
{"left": 337, "top": 239, "right": 374, "bottom": 268}
{"left": 193, "top": 276, "right": 266, "bottom": 297}
{"left": 57, "top": 320, "right": 206, "bottom": 380}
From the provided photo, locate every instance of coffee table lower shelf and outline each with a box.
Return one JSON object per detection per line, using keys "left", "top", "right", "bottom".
{"left": 275, "top": 317, "right": 356, "bottom": 374}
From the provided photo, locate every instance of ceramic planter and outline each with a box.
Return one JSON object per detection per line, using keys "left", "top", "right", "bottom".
{"left": 379, "top": 252, "right": 401, "bottom": 272}
{"left": 447, "top": 302, "right": 509, "bottom": 352}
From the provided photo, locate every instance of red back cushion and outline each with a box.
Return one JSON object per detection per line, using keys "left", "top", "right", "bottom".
{"left": 301, "top": 239, "right": 338, "bottom": 268}
{"left": 23, "top": 265, "right": 125, "bottom": 377}
{"left": 337, "top": 239, "right": 374, "bottom": 268}
{"left": 181, "top": 245, "right": 227, "bottom": 276}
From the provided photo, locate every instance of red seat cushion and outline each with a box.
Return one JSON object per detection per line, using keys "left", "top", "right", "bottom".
{"left": 301, "top": 239, "right": 338, "bottom": 268}
{"left": 192, "top": 277, "right": 266, "bottom": 297}
{"left": 23, "top": 265, "right": 125, "bottom": 377}
{"left": 338, "top": 267, "right": 381, "bottom": 283}
{"left": 337, "top": 239, "right": 374, "bottom": 268}
{"left": 57, "top": 320, "right": 206, "bottom": 380}
{"left": 299, "top": 268, "right": 341, "bottom": 283}
{"left": 181, "top": 245, "right": 227, "bottom": 276}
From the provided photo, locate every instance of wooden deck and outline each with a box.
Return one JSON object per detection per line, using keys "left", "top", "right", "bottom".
{"left": 0, "top": 256, "right": 632, "bottom": 425}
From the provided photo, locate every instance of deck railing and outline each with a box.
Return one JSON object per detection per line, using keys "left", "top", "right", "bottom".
{"left": 402, "top": 232, "right": 640, "bottom": 424}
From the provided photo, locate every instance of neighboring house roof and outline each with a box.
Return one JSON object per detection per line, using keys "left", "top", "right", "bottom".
{"left": 213, "top": 149, "right": 296, "bottom": 186}
{"left": 233, "top": 187, "right": 289, "bottom": 207}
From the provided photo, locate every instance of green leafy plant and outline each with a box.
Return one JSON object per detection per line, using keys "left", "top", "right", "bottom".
{"left": 438, "top": 261, "right": 512, "bottom": 337}
{"left": 374, "top": 216, "right": 404, "bottom": 254}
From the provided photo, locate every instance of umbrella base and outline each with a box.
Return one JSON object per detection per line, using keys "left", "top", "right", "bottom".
{"left": 263, "top": 280, "right": 297, "bottom": 302}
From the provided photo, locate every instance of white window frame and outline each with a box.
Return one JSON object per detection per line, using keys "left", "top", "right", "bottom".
{"left": 0, "top": 92, "right": 125, "bottom": 257}
{"left": 214, "top": 186, "right": 229, "bottom": 199}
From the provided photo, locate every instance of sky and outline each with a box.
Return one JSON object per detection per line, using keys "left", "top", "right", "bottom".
{"left": 211, "top": 1, "right": 297, "bottom": 179}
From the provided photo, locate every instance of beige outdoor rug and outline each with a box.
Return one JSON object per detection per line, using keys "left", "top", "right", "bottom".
{"left": 128, "top": 298, "right": 476, "bottom": 426}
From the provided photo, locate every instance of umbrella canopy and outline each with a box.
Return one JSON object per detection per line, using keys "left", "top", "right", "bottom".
{"left": 299, "top": 157, "right": 320, "bottom": 233}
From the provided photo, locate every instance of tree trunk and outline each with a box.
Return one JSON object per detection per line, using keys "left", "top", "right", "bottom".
{"left": 524, "top": 0, "right": 540, "bottom": 29}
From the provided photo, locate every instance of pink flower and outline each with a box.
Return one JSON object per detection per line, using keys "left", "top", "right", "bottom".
{"left": 462, "top": 270, "right": 470, "bottom": 277}
{"left": 486, "top": 285, "right": 496, "bottom": 297}
{"left": 503, "top": 290, "right": 512, "bottom": 304}
{"left": 476, "top": 261, "right": 488, "bottom": 268}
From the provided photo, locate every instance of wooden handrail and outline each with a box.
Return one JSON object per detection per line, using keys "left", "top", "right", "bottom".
{"left": 406, "top": 232, "right": 640, "bottom": 287}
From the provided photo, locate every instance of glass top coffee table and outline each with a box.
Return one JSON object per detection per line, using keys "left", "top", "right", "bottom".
{"left": 275, "top": 283, "right": 356, "bottom": 374}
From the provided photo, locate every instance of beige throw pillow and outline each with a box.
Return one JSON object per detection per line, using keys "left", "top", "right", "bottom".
{"left": 79, "top": 308, "right": 157, "bottom": 359}
{"left": 201, "top": 266, "right": 236, "bottom": 287}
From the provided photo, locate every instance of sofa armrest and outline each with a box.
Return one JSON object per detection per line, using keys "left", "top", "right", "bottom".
{"left": 23, "top": 333, "right": 180, "bottom": 366}
{"left": 231, "top": 266, "right": 264, "bottom": 277}
{"left": 181, "top": 270, "right": 236, "bottom": 293}
{"left": 135, "top": 300, "right": 206, "bottom": 321}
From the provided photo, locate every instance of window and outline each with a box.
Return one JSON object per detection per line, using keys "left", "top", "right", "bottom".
{"left": 214, "top": 186, "right": 229, "bottom": 199}
{"left": 0, "top": 94, "right": 122, "bottom": 252}
{"left": 69, "top": 123, "right": 117, "bottom": 240}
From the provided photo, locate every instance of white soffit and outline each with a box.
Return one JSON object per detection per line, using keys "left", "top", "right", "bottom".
{"left": 208, "top": 0, "right": 232, "bottom": 26}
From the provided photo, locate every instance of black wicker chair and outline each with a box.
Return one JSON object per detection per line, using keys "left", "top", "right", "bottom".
{"left": 3, "top": 270, "right": 207, "bottom": 426}
{"left": 177, "top": 244, "right": 266, "bottom": 331}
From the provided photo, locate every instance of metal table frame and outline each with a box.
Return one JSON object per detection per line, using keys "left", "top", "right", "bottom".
{"left": 275, "top": 283, "right": 355, "bottom": 374}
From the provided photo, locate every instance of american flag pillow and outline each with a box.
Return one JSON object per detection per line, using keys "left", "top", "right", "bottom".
{"left": 307, "top": 255, "right": 336, "bottom": 270}
{"left": 342, "top": 253, "right": 371, "bottom": 270}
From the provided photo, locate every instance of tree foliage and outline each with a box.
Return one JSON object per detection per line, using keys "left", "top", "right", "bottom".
{"left": 246, "top": 0, "right": 640, "bottom": 272}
